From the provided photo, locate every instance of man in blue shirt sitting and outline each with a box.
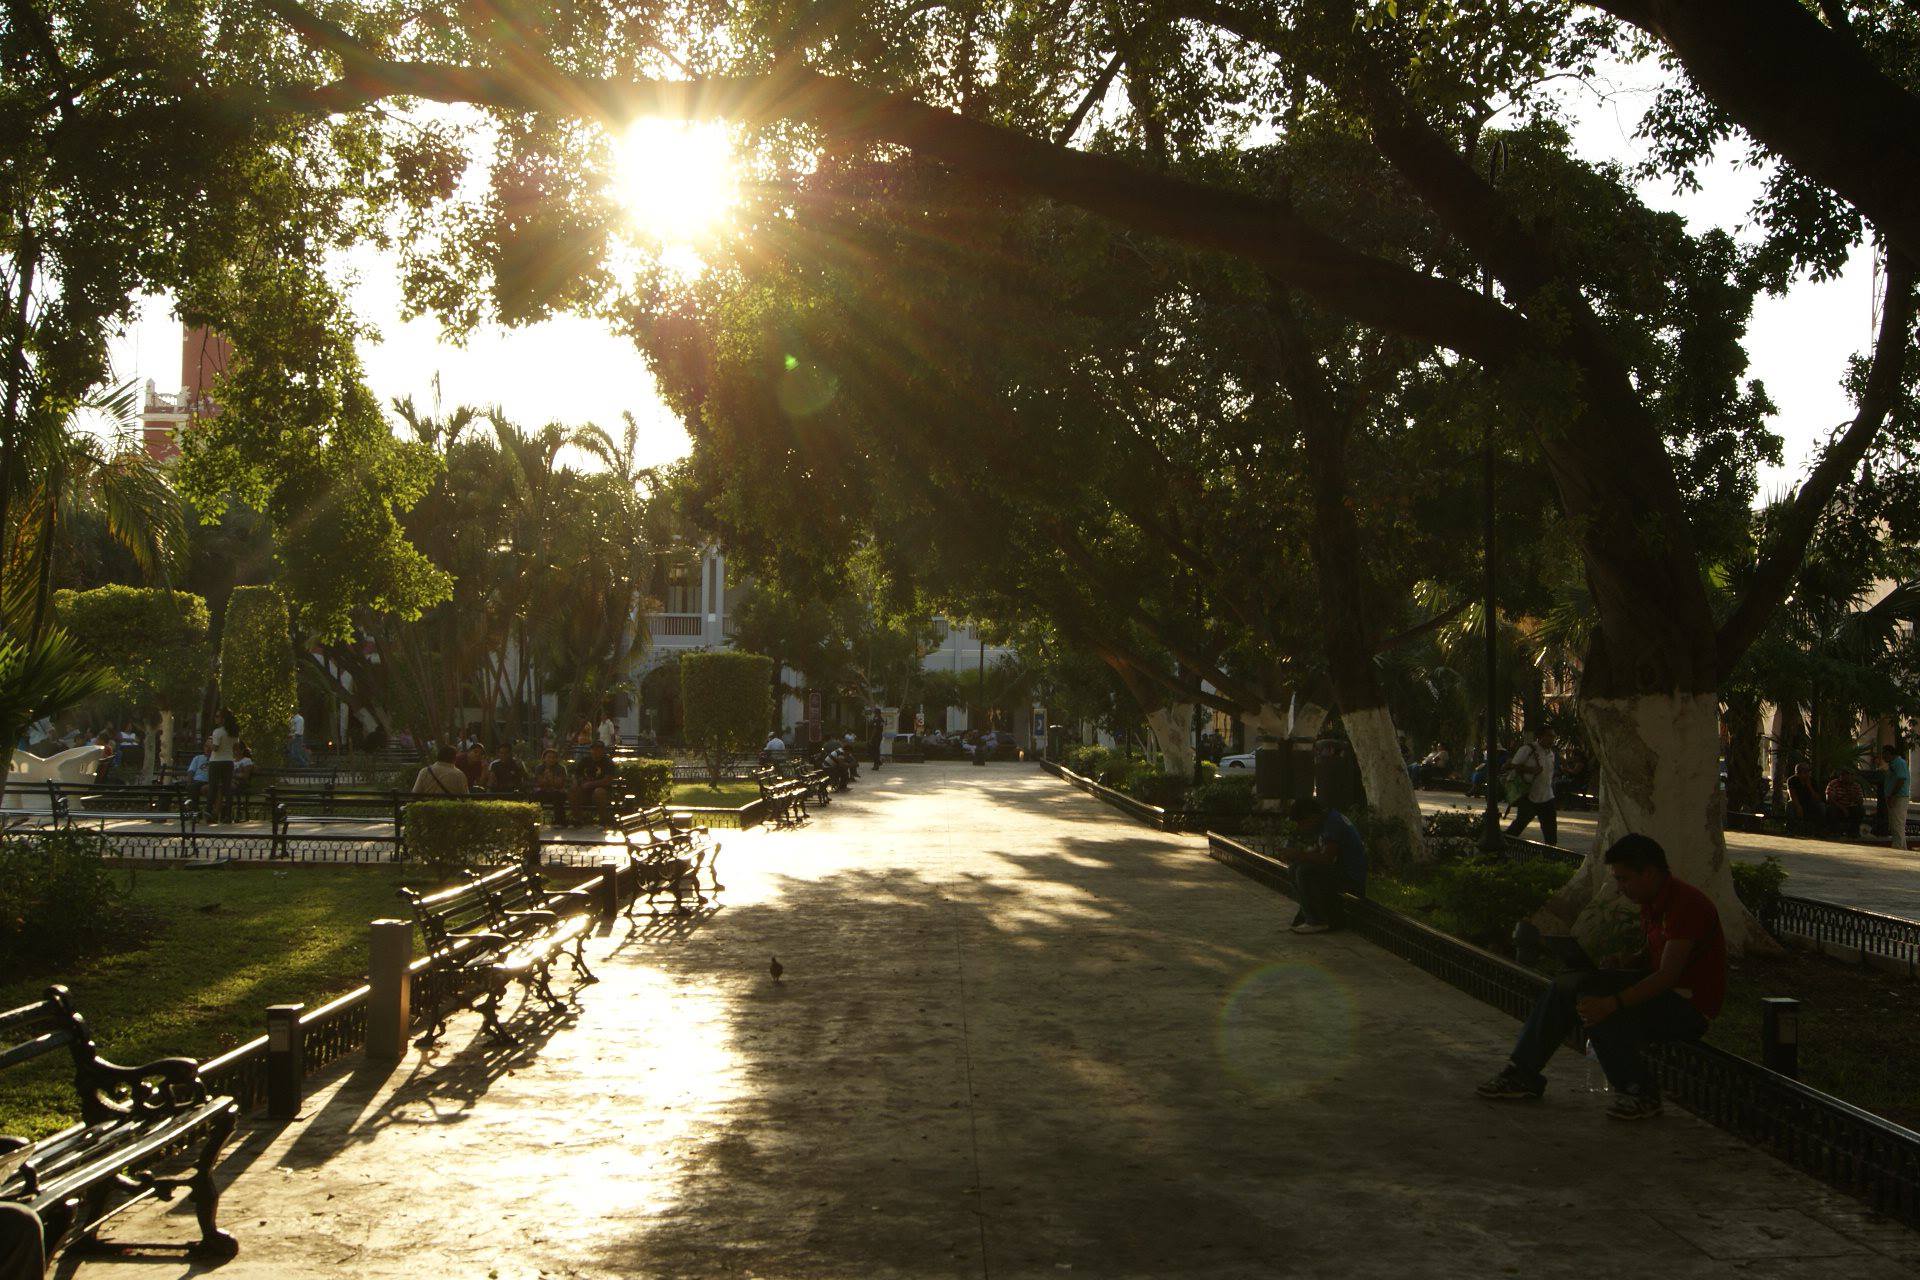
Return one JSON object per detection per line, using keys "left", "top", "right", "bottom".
{"left": 185, "top": 738, "right": 213, "bottom": 814}
{"left": 1287, "top": 797, "right": 1367, "bottom": 934}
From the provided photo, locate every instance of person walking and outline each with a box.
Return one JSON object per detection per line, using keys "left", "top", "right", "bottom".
{"left": 1881, "top": 743, "right": 1911, "bottom": 852}
{"left": 287, "top": 710, "right": 310, "bottom": 766}
{"left": 1505, "top": 726, "right": 1559, "bottom": 845}
{"left": 867, "top": 709, "right": 885, "bottom": 769}
{"left": 207, "top": 708, "right": 239, "bottom": 823}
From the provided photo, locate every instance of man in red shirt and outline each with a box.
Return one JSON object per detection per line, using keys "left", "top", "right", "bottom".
{"left": 1477, "top": 834, "right": 1725, "bottom": 1120}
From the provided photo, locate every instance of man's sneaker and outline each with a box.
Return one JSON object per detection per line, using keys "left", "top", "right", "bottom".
{"left": 1475, "top": 1066, "right": 1545, "bottom": 1100}
{"left": 1290, "top": 922, "right": 1332, "bottom": 935}
{"left": 1605, "top": 1091, "right": 1663, "bottom": 1121}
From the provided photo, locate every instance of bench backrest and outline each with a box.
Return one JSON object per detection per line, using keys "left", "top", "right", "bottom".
{"left": 483, "top": 867, "right": 549, "bottom": 917}
{"left": 401, "top": 867, "right": 524, "bottom": 950}
{"left": 0, "top": 985, "right": 192, "bottom": 1123}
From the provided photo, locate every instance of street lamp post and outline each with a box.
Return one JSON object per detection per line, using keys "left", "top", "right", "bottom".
{"left": 1478, "top": 138, "right": 1509, "bottom": 856}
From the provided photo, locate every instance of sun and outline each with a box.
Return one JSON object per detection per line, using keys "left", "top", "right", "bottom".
{"left": 614, "top": 119, "right": 740, "bottom": 244}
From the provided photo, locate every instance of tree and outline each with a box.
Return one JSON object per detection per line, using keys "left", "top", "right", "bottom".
{"left": 681, "top": 650, "right": 773, "bottom": 783}
{"left": 220, "top": 584, "right": 296, "bottom": 759}
{"left": 54, "top": 586, "right": 212, "bottom": 778}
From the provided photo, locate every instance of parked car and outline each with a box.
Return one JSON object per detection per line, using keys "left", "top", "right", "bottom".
{"left": 1219, "top": 752, "right": 1256, "bottom": 771}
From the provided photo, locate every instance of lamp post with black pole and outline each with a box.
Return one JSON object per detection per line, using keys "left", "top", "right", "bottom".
{"left": 1477, "top": 138, "right": 1509, "bottom": 855}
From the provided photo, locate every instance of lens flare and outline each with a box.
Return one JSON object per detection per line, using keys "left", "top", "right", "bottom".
{"left": 1216, "top": 962, "right": 1357, "bottom": 1099}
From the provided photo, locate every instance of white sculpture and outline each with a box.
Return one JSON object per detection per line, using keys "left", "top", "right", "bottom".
{"left": 5, "top": 744, "right": 105, "bottom": 810}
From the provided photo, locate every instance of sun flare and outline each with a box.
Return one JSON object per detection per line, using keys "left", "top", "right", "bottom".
{"left": 614, "top": 119, "right": 740, "bottom": 244}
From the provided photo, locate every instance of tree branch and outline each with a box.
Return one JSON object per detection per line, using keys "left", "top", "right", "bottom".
{"left": 255, "top": 3, "right": 1528, "bottom": 364}
{"left": 1716, "top": 251, "right": 1917, "bottom": 671}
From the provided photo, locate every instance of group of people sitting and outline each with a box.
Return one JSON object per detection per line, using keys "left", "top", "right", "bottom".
{"left": 412, "top": 740, "right": 621, "bottom": 826}
{"left": 1785, "top": 762, "right": 1867, "bottom": 837}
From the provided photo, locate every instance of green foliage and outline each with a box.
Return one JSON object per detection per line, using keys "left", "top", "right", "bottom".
{"left": 54, "top": 586, "right": 211, "bottom": 719}
{"left": 1422, "top": 810, "right": 1488, "bottom": 862}
{"left": 1120, "top": 767, "right": 1189, "bottom": 811}
{"left": 681, "top": 650, "right": 773, "bottom": 783}
{"left": 1732, "top": 856, "right": 1789, "bottom": 921}
{"left": 1426, "top": 856, "right": 1570, "bottom": 951}
{"left": 1352, "top": 807, "right": 1416, "bottom": 877}
{"left": 0, "top": 629, "right": 114, "bottom": 757}
{"left": 220, "top": 585, "right": 296, "bottom": 757}
{"left": 0, "top": 829, "right": 133, "bottom": 970}
{"left": 1184, "top": 773, "right": 1256, "bottom": 831}
{"left": 616, "top": 758, "right": 674, "bottom": 807}
{"left": 404, "top": 800, "right": 540, "bottom": 876}
{"left": 1063, "top": 744, "right": 1122, "bottom": 779}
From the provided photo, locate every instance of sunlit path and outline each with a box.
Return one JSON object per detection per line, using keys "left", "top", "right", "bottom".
{"left": 83, "top": 765, "right": 1917, "bottom": 1278}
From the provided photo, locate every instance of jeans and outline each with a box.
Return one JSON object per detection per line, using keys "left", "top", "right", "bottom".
{"left": 1889, "top": 793, "right": 1910, "bottom": 851}
{"left": 286, "top": 734, "right": 311, "bottom": 767}
{"left": 206, "top": 760, "right": 235, "bottom": 823}
{"left": 1506, "top": 797, "right": 1557, "bottom": 844}
{"left": 1508, "top": 969, "right": 1707, "bottom": 1097}
{"left": 1292, "top": 861, "right": 1362, "bottom": 928}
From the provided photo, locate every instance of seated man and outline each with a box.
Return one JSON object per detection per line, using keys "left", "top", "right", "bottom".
{"left": 530, "top": 748, "right": 571, "bottom": 824}
{"left": 482, "top": 741, "right": 528, "bottom": 794}
{"left": 231, "top": 742, "right": 255, "bottom": 792}
{"left": 570, "top": 741, "right": 617, "bottom": 826}
{"left": 1284, "top": 797, "right": 1367, "bottom": 935}
{"left": 1824, "top": 769, "right": 1865, "bottom": 837}
{"left": 185, "top": 739, "right": 212, "bottom": 812}
{"left": 1477, "top": 833, "right": 1725, "bottom": 1121}
{"left": 411, "top": 744, "right": 470, "bottom": 796}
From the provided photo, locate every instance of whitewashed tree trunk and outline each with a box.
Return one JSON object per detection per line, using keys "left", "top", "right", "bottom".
{"left": 155, "top": 710, "right": 174, "bottom": 783}
{"left": 1342, "top": 703, "right": 1428, "bottom": 861}
{"left": 1534, "top": 692, "right": 1771, "bottom": 954}
{"left": 1241, "top": 703, "right": 1290, "bottom": 744}
{"left": 1143, "top": 703, "right": 1195, "bottom": 777}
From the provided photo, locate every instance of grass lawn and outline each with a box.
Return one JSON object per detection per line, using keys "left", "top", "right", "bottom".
{"left": 0, "top": 862, "right": 437, "bottom": 1141}
{"left": 671, "top": 780, "right": 759, "bottom": 807}
{"left": 1369, "top": 871, "right": 1920, "bottom": 1129}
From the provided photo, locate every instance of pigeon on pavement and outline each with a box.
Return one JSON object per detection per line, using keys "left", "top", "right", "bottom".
{"left": 769, "top": 956, "right": 784, "bottom": 982}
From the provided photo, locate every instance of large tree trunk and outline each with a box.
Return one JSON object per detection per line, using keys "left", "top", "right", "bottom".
{"left": 145, "top": 709, "right": 175, "bottom": 783}
{"left": 1266, "top": 289, "right": 1426, "bottom": 857}
{"left": 1343, "top": 703, "right": 1427, "bottom": 860}
{"left": 1534, "top": 691, "right": 1772, "bottom": 953}
{"left": 1143, "top": 703, "right": 1195, "bottom": 777}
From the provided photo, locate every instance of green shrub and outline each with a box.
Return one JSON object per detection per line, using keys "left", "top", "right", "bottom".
{"left": 617, "top": 758, "right": 674, "bottom": 807}
{"left": 1422, "top": 810, "right": 1488, "bottom": 863}
{"left": 1427, "top": 855, "right": 1569, "bottom": 951}
{"left": 405, "top": 800, "right": 541, "bottom": 876}
{"left": 1064, "top": 744, "right": 1122, "bottom": 780}
{"left": 682, "top": 651, "right": 773, "bottom": 783}
{"left": 1732, "top": 856, "right": 1788, "bottom": 920}
{"left": 1122, "top": 769, "right": 1189, "bottom": 810}
{"left": 221, "top": 585, "right": 296, "bottom": 760}
{"left": 1185, "top": 773, "right": 1256, "bottom": 828}
{"left": 1353, "top": 808, "right": 1418, "bottom": 877}
{"left": 0, "top": 828, "right": 133, "bottom": 969}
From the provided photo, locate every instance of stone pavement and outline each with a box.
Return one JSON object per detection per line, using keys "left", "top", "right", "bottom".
{"left": 1419, "top": 791, "right": 1920, "bottom": 920}
{"left": 77, "top": 765, "right": 1919, "bottom": 1278}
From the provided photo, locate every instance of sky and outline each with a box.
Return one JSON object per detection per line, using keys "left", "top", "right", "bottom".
{"left": 108, "top": 53, "right": 1882, "bottom": 498}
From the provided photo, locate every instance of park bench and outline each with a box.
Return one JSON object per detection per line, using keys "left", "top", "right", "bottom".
{"left": 270, "top": 787, "right": 408, "bottom": 860}
{"left": 41, "top": 781, "right": 196, "bottom": 842}
{"left": 777, "top": 759, "right": 835, "bottom": 805}
{"left": 401, "top": 866, "right": 594, "bottom": 1045}
{"left": 0, "top": 986, "right": 239, "bottom": 1268}
{"left": 614, "top": 806, "right": 721, "bottom": 911}
{"left": 751, "top": 768, "right": 810, "bottom": 827}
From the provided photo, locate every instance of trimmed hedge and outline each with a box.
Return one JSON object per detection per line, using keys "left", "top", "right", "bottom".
{"left": 617, "top": 758, "right": 674, "bottom": 808}
{"left": 406, "top": 800, "right": 541, "bottom": 876}
{"left": 682, "top": 650, "right": 772, "bottom": 783}
{"left": 221, "top": 584, "right": 296, "bottom": 760}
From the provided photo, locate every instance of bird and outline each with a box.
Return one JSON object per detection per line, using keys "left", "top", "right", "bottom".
{"left": 769, "top": 956, "right": 784, "bottom": 983}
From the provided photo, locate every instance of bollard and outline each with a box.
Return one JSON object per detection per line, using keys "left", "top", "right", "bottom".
{"left": 366, "top": 920, "right": 413, "bottom": 1063}
{"left": 598, "top": 861, "right": 621, "bottom": 920}
{"left": 1761, "top": 997, "right": 1800, "bottom": 1078}
{"left": 266, "top": 1003, "right": 304, "bottom": 1119}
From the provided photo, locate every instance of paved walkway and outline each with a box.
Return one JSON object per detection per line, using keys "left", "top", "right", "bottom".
{"left": 80, "top": 766, "right": 1918, "bottom": 1278}
{"left": 1419, "top": 791, "right": 1920, "bottom": 920}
